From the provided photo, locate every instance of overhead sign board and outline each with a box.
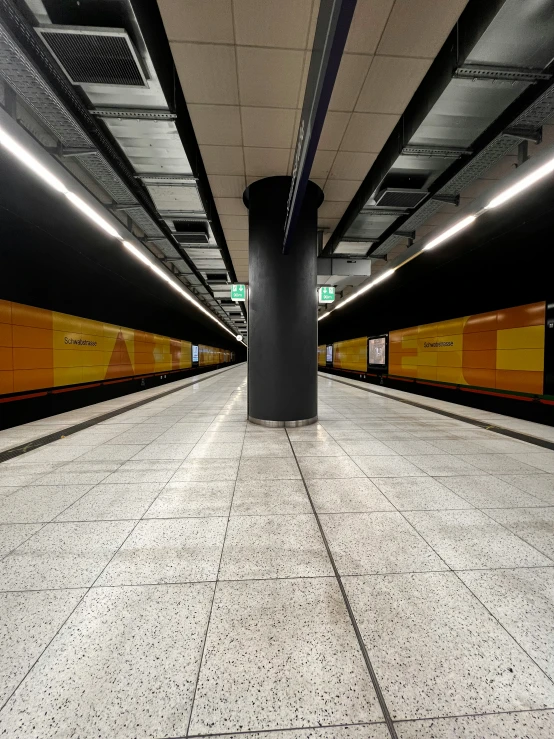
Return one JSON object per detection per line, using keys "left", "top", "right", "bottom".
{"left": 319, "top": 286, "right": 335, "bottom": 303}
{"left": 231, "top": 284, "right": 246, "bottom": 301}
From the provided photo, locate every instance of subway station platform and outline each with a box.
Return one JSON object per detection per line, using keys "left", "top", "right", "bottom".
{"left": 0, "top": 364, "right": 554, "bottom": 737}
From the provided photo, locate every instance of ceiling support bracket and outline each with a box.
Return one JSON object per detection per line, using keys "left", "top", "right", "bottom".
{"left": 431, "top": 193, "right": 460, "bottom": 206}
{"left": 454, "top": 64, "right": 551, "bottom": 83}
{"left": 504, "top": 126, "right": 543, "bottom": 144}
{"left": 402, "top": 145, "right": 471, "bottom": 158}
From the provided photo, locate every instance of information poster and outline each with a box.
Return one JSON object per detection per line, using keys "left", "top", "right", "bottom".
{"left": 368, "top": 336, "right": 386, "bottom": 366}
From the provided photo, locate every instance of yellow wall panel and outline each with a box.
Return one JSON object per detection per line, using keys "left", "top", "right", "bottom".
{"left": 497, "top": 326, "right": 545, "bottom": 350}
{"left": 496, "top": 348, "right": 544, "bottom": 372}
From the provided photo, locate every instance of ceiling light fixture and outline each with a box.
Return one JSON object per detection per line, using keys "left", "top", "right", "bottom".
{"left": 335, "top": 268, "right": 395, "bottom": 310}
{"left": 318, "top": 311, "right": 333, "bottom": 321}
{"left": 485, "top": 156, "right": 554, "bottom": 209}
{"left": 0, "top": 125, "right": 67, "bottom": 193}
{"left": 65, "top": 191, "right": 121, "bottom": 238}
{"left": 423, "top": 215, "right": 476, "bottom": 251}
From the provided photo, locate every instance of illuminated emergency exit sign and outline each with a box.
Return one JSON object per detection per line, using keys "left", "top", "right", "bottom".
{"left": 319, "top": 286, "right": 335, "bottom": 303}
{"left": 231, "top": 284, "right": 246, "bottom": 301}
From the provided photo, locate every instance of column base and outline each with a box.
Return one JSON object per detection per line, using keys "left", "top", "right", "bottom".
{"left": 248, "top": 415, "right": 318, "bottom": 428}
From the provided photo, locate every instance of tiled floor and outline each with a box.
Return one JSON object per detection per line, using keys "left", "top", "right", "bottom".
{"left": 0, "top": 365, "right": 554, "bottom": 738}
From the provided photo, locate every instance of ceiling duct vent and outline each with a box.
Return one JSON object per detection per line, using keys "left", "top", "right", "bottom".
{"left": 173, "top": 220, "right": 210, "bottom": 244}
{"left": 374, "top": 188, "right": 427, "bottom": 209}
{"left": 36, "top": 26, "right": 148, "bottom": 87}
{"left": 205, "top": 272, "right": 228, "bottom": 283}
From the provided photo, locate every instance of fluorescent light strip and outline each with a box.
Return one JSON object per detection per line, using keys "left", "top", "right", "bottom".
{"left": 318, "top": 311, "right": 332, "bottom": 321}
{"left": 122, "top": 241, "right": 235, "bottom": 337}
{"left": 486, "top": 155, "right": 554, "bottom": 209}
{"left": 335, "top": 268, "right": 395, "bottom": 310}
{"left": 0, "top": 125, "right": 67, "bottom": 193}
{"left": 0, "top": 122, "right": 236, "bottom": 337}
{"left": 423, "top": 215, "right": 476, "bottom": 251}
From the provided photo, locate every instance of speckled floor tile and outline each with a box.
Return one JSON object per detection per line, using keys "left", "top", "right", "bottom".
{"left": 22, "top": 445, "right": 95, "bottom": 463}
{"left": 201, "top": 431, "right": 245, "bottom": 443}
{"left": 129, "top": 442, "right": 195, "bottom": 460}
{"left": 0, "top": 583, "right": 213, "bottom": 738}
{"left": 0, "top": 486, "right": 19, "bottom": 498}
{"left": 508, "top": 453, "right": 554, "bottom": 473}
{"left": 456, "top": 454, "right": 544, "bottom": 475}
{"left": 173, "top": 458, "right": 239, "bottom": 481}
{"left": 0, "top": 521, "right": 134, "bottom": 590}
{"left": 56, "top": 482, "right": 164, "bottom": 521}
{"left": 403, "top": 455, "right": 482, "bottom": 476}
{"left": 380, "top": 440, "right": 443, "bottom": 456}
{"left": 403, "top": 509, "right": 551, "bottom": 569}
{"left": 371, "top": 476, "right": 471, "bottom": 511}
{"left": 0, "top": 484, "right": 94, "bottom": 523}
{"left": 305, "top": 427, "right": 358, "bottom": 440}
{"left": 439, "top": 475, "right": 545, "bottom": 508}
{"left": 352, "top": 456, "right": 427, "bottom": 478}
{"left": 344, "top": 571, "right": 554, "bottom": 721}
{"left": 0, "top": 523, "right": 42, "bottom": 558}
{"left": 486, "top": 508, "right": 554, "bottom": 561}
{"left": 395, "top": 710, "right": 554, "bottom": 738}
{"left": 207, "top": 727, "right": 390, "bottom": 739}
{"left": 307, "top": 478, "right": 394, "bottom": 513}
{"left": 188, "top": 578, "right": 383, "bottom": 733}
{"left": 97, "top": 517, "right": 227, "bottom": 585}
{"left": 498, "top": 474, "right": 554, "bottom": 504}
{"left": 238, "top": 457, "right": 301, "bottom": 481}
{"left": 321, "top": 512, "right": 446, "bottom": 575}
{"left": 218, "top": 514, "right": 332, "bottom": 580}
{"left": 0, "top": 588, "right": 85, "bottom": 704}
{"left": 144, "top": 480, "right": 234, "bottom": 518}
{"left": 231, "top": 479, "right": 311, "bottom": 515}
{"left": 241, "top": 440, "right": 294, "bottom": 457}
{"left": 335, "top": 440, "right": 395, "bottom": 456}
{"left": 31, "top": 470, "right": 112, "bottom": 486}
{"left": 0, "top": 472, "right": 48, "bottom": 487}
{"left": 292, "top": 440, "right": 347, "bottom": 457}
{"left": 458, "top": 567, "right": 554, "bottom": 680}
{"left": 74, "top": 445, "right": 145, "bottom": 462}
{"left": 475, "top": 437, "right": 539, "bottom": 454}
{"left": 297, "top": 456, "right": 365, "bottom": 479}
{"left": 188, "top": 442, "right": 243, "bottom": 459}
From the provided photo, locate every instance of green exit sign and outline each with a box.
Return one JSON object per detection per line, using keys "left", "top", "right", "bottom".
{"left": 231, "top": 284, "right": 246, "bottom": 301}
{"left": 318, "top": 286, "right": 335, "bottom": 303}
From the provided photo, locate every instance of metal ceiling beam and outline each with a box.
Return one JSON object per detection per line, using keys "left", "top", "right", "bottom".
{"left": 90, "top": 108, "right": 177, "bottom": 120}
{"left": 283, "top": 0, "right": 357, "bottom": 253}
{"left": 454, "top": 64, "right": 551, "bottom": 83}
{"left": 401, "top": 146, "right": 471, "bottom": 158}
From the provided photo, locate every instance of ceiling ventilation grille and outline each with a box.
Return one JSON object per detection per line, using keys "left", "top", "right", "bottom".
{"left": 173, "top": 220, "right": 210, "bottom": 244}
{"left": 374, "top": 188, "right": 427, "bottom": 209}
{"left": 37, "top": 27, "right": 147, "bottom": 87}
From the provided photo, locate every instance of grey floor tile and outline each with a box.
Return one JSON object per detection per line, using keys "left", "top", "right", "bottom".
{"left": 206, "top": 728, "right": 389, "bottom": 739}
{"left": 23, "top": 445, "right": 95, "bottom": 463}
{"left": 498, "top": 474, "right": 554, "bottom": 504}
{"left": 0, "top": 523, "right": 42, "bottom": 558}
{"left": 458, "top": 567, "right": 554, "bottom": 680}
{"left": 218, "top": 514, "right": 332, "bottom": 580}
{"left": 352, "top": 456, "right": 427, "bottom": 478}
{"left": 508, "top": 453, "right": 554, "bottom": 473}
{"left": 338, "top": 440, "right": 397, "bottom": 456}
{"left": 396, "top": 710, "right": 554, "bottom": 737}
{"left": 321, "top": 428, "right": 373, "bottom": 440}
{"left": 32, "top": 470, "right": 112, "bottom": 486}
{"left": 0, "top": 588, "right": 85, "bottom": 704}
{"left": 0, "top": 521, "right": 134, "bottom": 591}
{"left": 145, "top": 480, "right": 234, "bottom": 518}
{"left": 0, "top": 472, "right": 48, "bottom": 487}
{"left": 321, "top": 512, "right": 447, "bottom": 575}
{"left": 0, "top": 484, "right": 93, "bottom": 523}
{"left": 173, "top": 458, "right": 239, "bottom": 482}
{"left": 0, "top": 583, "right": 214, "bottom": 738}
{"left": 476, "top": 438, "right": 540, "bottom": 453}
{"left": 307, "top": 478, "right": 394, "bottom": 513}
{"left": 241, "top": 440, "right": 294, "bottom": 457}
{"left": 404, "top": 454, "right": 483, "bottom": 476}
{"left": 231, "top": 480, "right": 311, "bottom": 515}
{"left": 130, "top": 443, "right": 195, "bottom": 460}
{"left": 0, "top": 486, "right": 19, "bottom": 498}
{"left": 188, "top": 442, "right": 243, "bottom": 459}
{"left": 381, "top": 440, "right": 442, "bottom": 456}
{"left": 298, "top": 456, "right": 365, "bottom": 479}
{"left": 418, "top": 439, "right": 485, "bottom": 454}
{"left": 291, "top": 440, "right": 347, "bottom": 457}
{"left": 151, "top": 429, "right": 206, "bottom": 444}
{"left": 457, "top": 454, "right": 544, "bottom": 474}
{"left": 201, "top": 432, "right": 245, "bottom": 443}
{"left": 97, "top": 517, "right": 227, "bottom": 585}
{"left": 486, "top": 508, "right": 554, "bottom": 561}
{"left": 56, "top": 482, "right": 164, "bottom": 522}
{"left": 404, "top": 509, "right": 552, "bottom": 569}
{"left": 439, "top": 475, "right": 545, "bottom": 508}
{"left": 372, "top": 477, "right": 472, "bottom": 510}
{"left": 75, "top": 445, "right": 145, "bottom": 462}
{"left": 238, "top": 457, "right": 301, "bottom": 481}
{"left": 188, "top": 578, "right": 383, "bottom": 734}
{"left": 344, "top": 571, "right": 554, "bottom": 721}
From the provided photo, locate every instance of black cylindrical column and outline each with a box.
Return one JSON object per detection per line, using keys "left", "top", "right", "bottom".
{"left": 244, "top": 176, "right": 323, "bottom": 426}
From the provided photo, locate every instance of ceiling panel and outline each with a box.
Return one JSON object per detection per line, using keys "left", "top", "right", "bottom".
{"left": 207, "top": 174, "right": 247, "bottom": 198}
{"left": 233, "top": 0, "right": 313, "bottom": 49}
{"left": 237, "top": 47, "right": 305, "bottom": 107}
{"left": 356, "top": 56, "right": 432, "bottom": 114}
{"left": 345, "top": 0, "right": 395, "bottom": 55}
{"left": 318, "top": 111, "right": 350, "bottom": 149}
{"left": 214, "top": 197, "right": 248, "bottom": 216}
{"left": 324, "top": 180, "right": 362, "bottom": 201}
{"left": 330, "top": 151, "right": 377, "bottom": 180}
{"left": 310, "top": 149, "right": 336, "bottom": 179}
{"left": 328, "top": 54, "right": 372, "bottom": 112}
{"left": 201, "top": 146, "right": 245, "bottom": 175}
{"left": 319, "top": 201, "right": 348, "bottom": 219}
{"left": 171, "top": 43, "right": 239, "bottom": 105}
{"left": 377, "top": 0, "right": 469, "bottom": 57}
{"left": 220, "top": 214, "right": 249, "bottom": 230}
{"left": 240, "top": 106, "right": 297, "bottom": 148}
{"left": 188, "top": 105, "right": 243, "bottom": 146}
{"left": 244, "top": 147, "right": 291, "bottom": 177}
{"left": 158, "top": 0, "right": 234, "bottom": 43}
{"left": 340, "top": 112, "right": 400, "bottom": 152}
